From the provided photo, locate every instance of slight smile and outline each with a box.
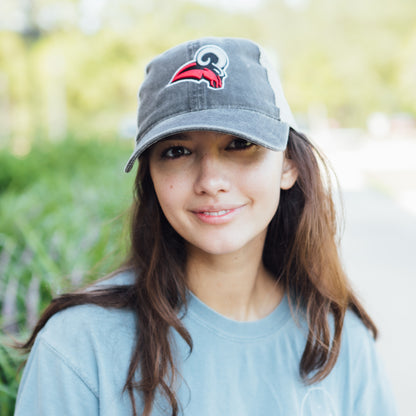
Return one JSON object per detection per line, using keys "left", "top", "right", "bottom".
{"left": 191, "top": 206, "right": 245, "bottom": 225}
{"left": 201, "top": 209, "right": 231, "bottom": 216}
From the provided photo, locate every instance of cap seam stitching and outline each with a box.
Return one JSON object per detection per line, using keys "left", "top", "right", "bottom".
{"left": 258, "top": 46, "right": 280, "bottom": 119}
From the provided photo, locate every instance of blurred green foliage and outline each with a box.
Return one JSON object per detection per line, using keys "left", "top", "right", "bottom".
{"left": 0, "top": 138, "right": 133, "bottom": 412}
{"left": 0, "top": 339, "right": 21, "bottom": 415}
{"left": 0, "top": 137, "right": 132, "bottom": 324}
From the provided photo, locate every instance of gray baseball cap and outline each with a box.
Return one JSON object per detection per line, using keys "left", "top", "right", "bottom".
{"left": 124, "top": 37, "right": 296, "bottom": 172}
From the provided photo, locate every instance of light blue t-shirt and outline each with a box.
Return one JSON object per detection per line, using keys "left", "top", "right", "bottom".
{"left": 14, "top": 272, "right": 397, "bottom": 415}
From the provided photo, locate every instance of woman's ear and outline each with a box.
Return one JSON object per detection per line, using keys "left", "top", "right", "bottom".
{"left": 280, "top": 157, "right": 298, "bottom": 190}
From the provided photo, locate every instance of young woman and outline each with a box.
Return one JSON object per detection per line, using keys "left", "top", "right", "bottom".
{"left": 15, "top": 38, "right": 396, "bottom": 415}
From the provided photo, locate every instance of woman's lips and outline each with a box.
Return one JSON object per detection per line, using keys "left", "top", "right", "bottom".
{"left": 200, "top": 209, "right": 231, "bottom": 216}
{"left": 192, "top": 206, "right": 244, "bottom": 224}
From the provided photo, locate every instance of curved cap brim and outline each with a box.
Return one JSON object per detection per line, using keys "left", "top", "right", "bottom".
{"left": 124, "top": 108, "right": 289, "bottom": 172}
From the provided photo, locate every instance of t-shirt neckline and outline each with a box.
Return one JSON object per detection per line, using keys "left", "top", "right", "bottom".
{"left": 185, "top": 290, "right": 292, "bottom": 341}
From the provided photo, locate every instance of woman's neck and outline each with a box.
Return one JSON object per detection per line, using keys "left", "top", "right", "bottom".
{"left": 185, "top": 244, "right": 284, "bottom": 322}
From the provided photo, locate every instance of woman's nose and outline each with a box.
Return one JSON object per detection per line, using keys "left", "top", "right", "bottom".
{"left": 193, "top": 154, "right": 230, "bottom": 196}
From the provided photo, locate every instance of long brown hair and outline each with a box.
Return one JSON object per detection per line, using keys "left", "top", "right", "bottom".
{"left": 20, "top": 128, "right": 377, "bottom": 415}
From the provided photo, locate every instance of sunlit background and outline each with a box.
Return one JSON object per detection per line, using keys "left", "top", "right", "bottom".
{"left": 1, "top": 0, "right": 415, "bottom": 414}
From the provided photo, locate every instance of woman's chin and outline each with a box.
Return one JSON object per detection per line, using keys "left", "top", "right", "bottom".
{"left": 186, "top": 235, "right": 263, "bottom": 258}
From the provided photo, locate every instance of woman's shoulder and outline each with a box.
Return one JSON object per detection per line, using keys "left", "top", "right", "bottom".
{"left": 37, "top": 270, "right": 137, "bottom": 362}
{"left": 93, "top": 268, "right": 136, "bottom": 288}
{"left": 337, "top": 311, "right": 397, "bottom": 414}
{"left": 16, "top": 271, "right": 138, "bottom": 413}
{"left": 341, "top": 309, "right": 376, "bottom": 349}
{"left": 338, "top": 309, "right": 389, "bottom": 384}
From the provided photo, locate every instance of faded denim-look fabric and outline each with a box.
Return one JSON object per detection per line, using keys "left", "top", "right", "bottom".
{"left": 124, "top": 37, "right": 295, "bottom": 172}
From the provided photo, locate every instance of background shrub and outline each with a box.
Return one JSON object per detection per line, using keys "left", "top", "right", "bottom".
{"left": 0, "top": 137, "right": 134, "bottom": 412}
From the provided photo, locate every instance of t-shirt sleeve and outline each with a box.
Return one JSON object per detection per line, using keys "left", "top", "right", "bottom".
{"left": 14, "top": 336, "right": 99, "bottom": 416}
{"left": 351, "top": 326, "right": 397, "bottom": 416}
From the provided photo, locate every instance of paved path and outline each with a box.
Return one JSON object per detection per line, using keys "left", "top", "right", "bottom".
{"left": 341, "top": 189, "right": 416, "bottom": 416}
{"left": 315, "top": 131, "right": 416, "bottom": 416}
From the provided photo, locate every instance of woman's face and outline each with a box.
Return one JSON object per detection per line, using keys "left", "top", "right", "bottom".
{"left": 149, "top": 131, "right": 297, "bottom": 257}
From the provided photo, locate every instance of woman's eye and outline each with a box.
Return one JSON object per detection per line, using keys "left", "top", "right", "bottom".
{"left": 227, "top": 138, "right": 254, "bottom": 150}
{"left": 161, "top": 146, "right": 191, "bottom": 159}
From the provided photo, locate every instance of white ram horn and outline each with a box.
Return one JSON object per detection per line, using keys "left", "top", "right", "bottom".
{"left": 195, "top": 45, "right": 228, "bottom": 71}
